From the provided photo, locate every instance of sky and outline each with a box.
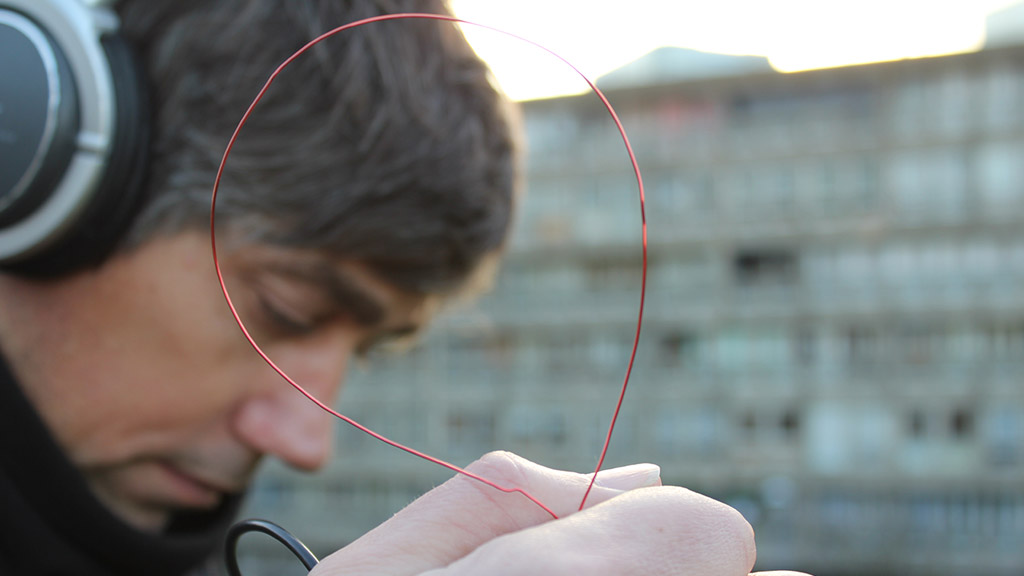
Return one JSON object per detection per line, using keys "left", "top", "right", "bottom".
{"left": 449, "top": 0, "right": 1023, "bottom": 101}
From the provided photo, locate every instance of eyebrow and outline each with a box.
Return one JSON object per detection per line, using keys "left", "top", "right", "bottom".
{"left": 263, "top": 261, "right": 386, "bottom": 327}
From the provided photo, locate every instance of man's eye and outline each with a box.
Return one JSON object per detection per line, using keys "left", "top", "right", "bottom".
{"left": 259, "top": 297, "right": 315, "bottom": 335}
{"left": 357, "top": 326, "right": 419, "bottom": 358}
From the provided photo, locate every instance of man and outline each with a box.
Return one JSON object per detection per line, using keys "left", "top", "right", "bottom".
{"left": 0, "top": 0, "right": 806, "bottom": 574}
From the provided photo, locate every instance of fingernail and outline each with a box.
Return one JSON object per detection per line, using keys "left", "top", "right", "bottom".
{"left": 593, "top": 463, "right": 661, "bottom": 490}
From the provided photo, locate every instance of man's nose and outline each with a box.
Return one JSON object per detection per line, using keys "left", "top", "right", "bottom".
{"left": 232, "top": 335, "right": 352, "bottom": 471}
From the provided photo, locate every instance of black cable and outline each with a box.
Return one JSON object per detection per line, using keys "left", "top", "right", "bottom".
{"left": 225, "top": 518, "right": 319, "bottom": 576}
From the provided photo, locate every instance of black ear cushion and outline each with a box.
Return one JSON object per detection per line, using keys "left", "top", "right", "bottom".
{"left": 8, "top": 33, "right": 151, "bottom": 276}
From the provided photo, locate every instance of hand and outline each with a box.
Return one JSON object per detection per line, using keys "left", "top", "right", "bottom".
{"left": 310, "top": 451, "right": 809, "bottom": 576}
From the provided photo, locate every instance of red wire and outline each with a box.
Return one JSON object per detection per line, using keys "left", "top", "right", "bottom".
{"left": 210, "top": 12, "right": 646, "bottom": 521}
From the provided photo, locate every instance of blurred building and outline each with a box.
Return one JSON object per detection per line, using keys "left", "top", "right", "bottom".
{"left": 987, "top": 1, "right": 1024, "bottom": 47}
{"left": 237, "top": 40, "right": 1024, "bottom": 576}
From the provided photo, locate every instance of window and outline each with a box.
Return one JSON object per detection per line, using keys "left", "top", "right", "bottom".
{"left": 846, "top": 326, "right": 882, "bottom": 366}
{"left": 781, "top": 410, "right": 801, "bottom": 438}
{"left": 982, "top": 405, "right": 1023, "bottom": 466}
{"left": 793, "top": 327, "right": 816, "bottom": 366}
{"left": 740, "top": 410, "right": 757, "bottom": 437}
{"left": 950, "top": 408, "right": 974, "bottom": 440}
{"left": 732, "top": 249, "right": 799, "bottom": 286}
{"left": 908, "top": 409, "right": 927, "bottom": 438}
{"left": 589, "top": 333, "right": 632, "bottom": 372}
{"left": 900, "top": 325, "right": 935, "bottom": 365}
{"left": 508, "top": 405, "right": 566, "bottom": 446}
{"left": 447, "top": 409, "right": 495, "bottom": 454}
{"left": 658, "top": 331, "right": 697, "bottom": 368}
{"left": 975, "top": 141, "right": 1024, "bottom": 209}
{"left": 654, "top": 406, "right": 724, "bottom": 456}
{"left": 737, "top": 407, "right": 801, "bottom": 444}
{"left": 885, "top": 147, "right": 967, "bottom": 216}
{"left": 583, "top": 260, "right": 643, "bottom": 292}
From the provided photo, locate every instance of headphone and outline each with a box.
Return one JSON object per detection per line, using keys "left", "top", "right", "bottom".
{"left": 0, "top": 0, "right": 149, "bottom": 276}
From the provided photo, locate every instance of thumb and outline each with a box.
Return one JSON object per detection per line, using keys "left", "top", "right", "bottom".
{"left": 310, "top": 451, "right": 660, "bottom": 576}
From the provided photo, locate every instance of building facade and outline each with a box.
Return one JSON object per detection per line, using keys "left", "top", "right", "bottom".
{"left": 239, "top": 43, "right": 1024, "bottom": 576}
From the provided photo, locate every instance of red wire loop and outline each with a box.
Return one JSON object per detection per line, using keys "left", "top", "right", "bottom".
{"left": 211, "top": 12, "right": 646, "bottom": 520}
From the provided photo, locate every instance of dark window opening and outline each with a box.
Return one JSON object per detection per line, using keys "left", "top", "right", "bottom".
{"left": 732, "top": 249, "right": 799, "bottom": 286}
{"left": 740, "top": 411, "right": 757, "bottom": 434}
{"left": 951, "top": 408, "right": 974, "bottom": 439}
{"left": 908, "top": 410, "right": 926, "bottom": 438}
{"left": 659, "top": 331, "right": 696, "bottom": 367}
{"left": 781, "top": 410, "right": 801, "bottom": 438}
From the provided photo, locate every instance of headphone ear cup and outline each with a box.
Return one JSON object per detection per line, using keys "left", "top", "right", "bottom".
{"left": 9, "top": 34, "right": 151, "bottom": 276}
{"left": 0, "top": 2, "right": 150, "bottom": 276}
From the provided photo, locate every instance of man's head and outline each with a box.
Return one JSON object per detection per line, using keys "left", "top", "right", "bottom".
{"left": 119, "top": 0, "right": 519, "bottom": 294}
{"left": 0, "top": 0, "right": 518, "bottom": 531}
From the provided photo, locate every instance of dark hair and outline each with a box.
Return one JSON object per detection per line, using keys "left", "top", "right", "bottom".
{"left": 116, "top": 0, "right": 520, "bottom": 295}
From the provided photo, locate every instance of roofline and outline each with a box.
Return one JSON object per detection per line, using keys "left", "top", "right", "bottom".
{"left": 519, "top": 41, "right": 1024, "bottom": 107}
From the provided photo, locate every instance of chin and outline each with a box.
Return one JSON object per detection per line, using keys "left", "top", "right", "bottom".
{"left": 111, "top": 501, "right": 174, "bottom": 533}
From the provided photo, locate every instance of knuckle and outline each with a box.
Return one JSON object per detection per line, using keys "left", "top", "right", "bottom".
{"left": 619, "top": 486, "right": 756, "bottom": 575}
{"left": 464, "top": 450, "right": 529, "bottom": 486}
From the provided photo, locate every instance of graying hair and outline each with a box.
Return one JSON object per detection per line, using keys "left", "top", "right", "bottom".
{"left": 116, "top": 0, "right": 520, "bottom": 294}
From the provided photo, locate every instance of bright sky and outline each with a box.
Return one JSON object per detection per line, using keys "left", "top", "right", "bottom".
{"left": 450, "top": 0, "right": 1023, "bottom": 101}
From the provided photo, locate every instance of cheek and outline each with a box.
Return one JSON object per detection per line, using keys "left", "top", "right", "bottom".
{"left": 65, "top": 345, "right": 256, "bottom": 463}
{"left": 68, "top": 284, "right": 264, "bottom": 457}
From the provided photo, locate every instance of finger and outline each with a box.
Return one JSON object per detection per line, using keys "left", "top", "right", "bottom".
{"left": 427, "top": 486, "right": 756, "bottom": 576}
{"left": 309, "top": 451, "right": 661, "bottom": 576}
